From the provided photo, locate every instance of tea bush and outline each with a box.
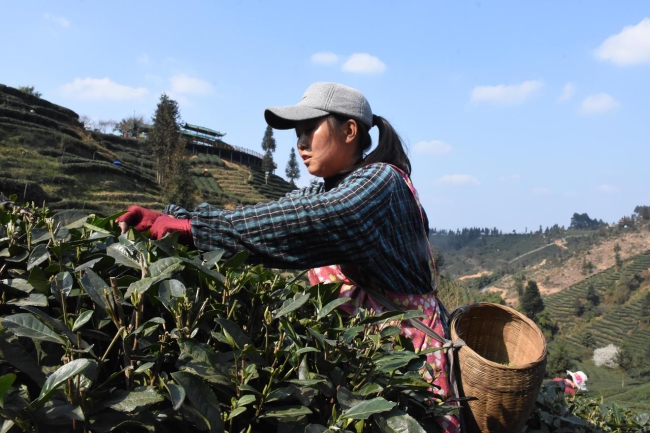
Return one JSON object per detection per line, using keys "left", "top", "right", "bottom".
{"left": 0, "top": 198, "right": 457, "bottom": 432}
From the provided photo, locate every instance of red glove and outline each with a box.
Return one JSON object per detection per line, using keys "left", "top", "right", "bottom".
{"left": 150, "top": 215, "right": 193, "bottom": 245}
{"left": 116, "top": 206, "right": 162, "bottom": 233}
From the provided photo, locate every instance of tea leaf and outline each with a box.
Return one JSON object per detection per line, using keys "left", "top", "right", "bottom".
{"left": 51, "top": 271, "right": 73, "bottom": 298}
{"left": 317, "top": 298, "right": 350, "bottom": 320}
{"left": 2, "top": 313, "right": 66, "bottom": 344}
{"left": 8, "top": 293, "right": 47, "bottom": 307}
{"left": 149, "top": 257, "right": 184, "bottom": 277}
{"left": 1, "top": 278, "right": 33, "bottom": 293}
{"left": 259, "top": 405, "right": 312, "bottom": 418}
{"left": 373, "top": 408, "right": 426, "bottom": 433}
{"left": 172, "top": 372, "right": 224, "bottom": 433}
{"left": 0, "top": 373, "right": 16, "bottom": 404}
{"left": 80, "top": 269, "right": 108, "bottom": 309}
{"left": 72, "top": 310, "right": 94, "bottom": 332}
{"left": 165, "top": 382, "right": 186, "bottom": 411}
{"left": 104, "top": 387, "right": 164, "bottom": 412}
{"left": 341, "top": 397, "right": 395, "bottom": 420}
{"left": 274, "top": 293, "right": 310, "bottom": 319}
{"left": 37, "top": 358, "right": 97, "bottom": 406}
{"left": 52, "top": 210, "right": 88, "bottom": 229}
{"left": 26, "top": 244, "right": 49, "bottom": 271}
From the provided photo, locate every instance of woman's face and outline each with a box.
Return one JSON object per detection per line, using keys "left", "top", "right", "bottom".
{"left": 295, "top": 117, "right": 358, "bottom": 178}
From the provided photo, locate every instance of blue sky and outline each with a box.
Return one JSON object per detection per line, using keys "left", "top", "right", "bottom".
{"left": 2, "top": 1, "right": 649, "bottom": 232}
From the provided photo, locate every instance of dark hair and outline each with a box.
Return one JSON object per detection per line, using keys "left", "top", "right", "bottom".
{"left": 328, "top": 114, "right": 411, "bottom": 175}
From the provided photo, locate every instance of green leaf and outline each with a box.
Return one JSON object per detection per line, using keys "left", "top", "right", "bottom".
{"left": 373, "top": 408, "right": 427, "bottom": 433}
{"left": 80, "top": 269, "right": 108, "bottom": 309}
{"left": 51, "top": 271, "right": 73, "bottom": 298}
{"left": 8, "top": 293, "right": 47, "bottom": 307}
{"left": 31, "top": 228, "right": 51, "bottom": 243}
{"left": 107, "top": 243, "right": 141, "bottom": 269}
{"left": 0, "top": 334, "right": 46, "bottom": 386}
{"left": 37, "top": 359, "right": 97, "bottom": 406}
{"left": 52, "top": 210, "right": 88, "bottom": 229}
{"left": 134, "top": 362, "right": 155, "bottom": 374}
{"left": 104, "top": 387, "right": 164, "bottom": 412}
{"left": 28, "top": 266, "right": 50, "bottom": 293}
{"left": 125, "top": 273, "right": 171, "bottom": 298}
{"left": 44, "top": 403, "right": 85, "bottom": 421}
{"left": 359, "top": 311, "right": 403, "bottom": 325}
{"left": 134, "top": 317, "right": 165, "bottom": 335}
{"left": 22, "top": 306, "right": 77, "bottom": 344}
{"left": 214, "top": 318, "right": 254, "bottom": 350}
{"left": 0, "top": 373, "right": 16, "bottom": 404}
{"left": 72, "top": 310, "right": 94, "bottom": 332}
{"left": 0, "top": 420, "right": 14, "bottom": 433}
{"left": 202, "top": 249, "right": 224, "bottom": 268}
{"left": 1, "top": 278, "right": 34, "bottom": 293}
{"left": 342, "top": 326, "right": 364, "bottom": 342}
{"left": 221, "top": 250, "right": 248, "bottom": 269}
{"left": 165, "top": 382, "right": 185, "bottom": 411}
{"left": 74, "top": 255, "right": 115, "bottom": 272}
{"left": 180, "top": 258, "right": 225, "bottom": 286}
{"left": 237, "top": 394, "right": 256, "bottom": 406}
{"left": 159, "top": 279, "right": 186, "bottom": 301}
{"left": 274, "top": 293, "right": 310, "bottom": 319}
{"left": 228, "top": 406, "right": 248, "bottom": 420}
{"left": 27, "top": 244, "right": 49, "bottom": 271}
{"left": 171, "top": 372, "right": 224, "bottom": 433}
{"left": 259, "top": 405, "right": 312, "bottom": 418}
{"left": 2, "top": 313, "right": 66, "bottom": 344}
{"left": 356, "top": 383, "right": 383, "bottom": 396}
{"left": 341, "top": 397, "right": 396, "bottom": 420}
{"left": 149, "top": 257, "right": 184, "bottom": 277}
{"left": 296, "top": 347, "right": 320, "bottom": 355}
{"left": 317, "top": 298, "right": 350, "bottom": 320}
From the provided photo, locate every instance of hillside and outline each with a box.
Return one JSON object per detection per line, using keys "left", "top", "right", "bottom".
{"left": 0, "top": 84, "right": 295, "bottom": 216}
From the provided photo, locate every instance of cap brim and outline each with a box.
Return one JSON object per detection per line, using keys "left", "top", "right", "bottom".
{"left": 264, "top": 106, "right": 329, "bottom": 130}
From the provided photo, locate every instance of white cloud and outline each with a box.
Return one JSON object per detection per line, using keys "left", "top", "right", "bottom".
{"left": 558, "top": 83, "right": 575, "bottom": 102}
{"left": 44, "top": 13, "right": 70, "bottom": 28}
{"left": 533, "top": 187, "right": 551, "bottom": 195}
{"left": 311, "top": 52, "right": 338, "bottom": 65}
{"left": 597, "top": 184, "right": 619, "bottom": 194}
{"left": 595, "top": 18, "right": 650, "bottom": 66}
{"left": 169, "top": 74, "right": 213, "bottom": 95}
{"left": 137, "top": 53, "right": 150, "bottom": 65}
{"left": 342, "top": 53, "right": 386, "bottom": 74}
{"left": 435, "top": 174, "right": 480, "bottom": 186}
{"left": 579, "top": 93, "right": 620, "bottom": 115}
{"left": 413, "top": 140, "right": 452, "bottom": 155}
{"left": 499, "top": 174, "right": 521, "bottom": 182}
{"left": 59, "top": 77, "right": 148, "bottom": 101}
{"left": 470, "top": 80, "right": 543, "bottom": 105}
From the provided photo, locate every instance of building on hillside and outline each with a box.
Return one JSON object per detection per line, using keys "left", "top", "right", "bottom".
{"left": 181, "top": 123, "right": 274, "bottom": 171}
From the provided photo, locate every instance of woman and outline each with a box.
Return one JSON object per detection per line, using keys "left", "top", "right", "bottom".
{"left": 117, "top": 82, "right": 460, "bottom": 432}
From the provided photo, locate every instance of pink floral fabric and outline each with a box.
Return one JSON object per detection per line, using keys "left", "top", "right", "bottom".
{"left": 307, "top": 165, "right": 461, "bottom": 433}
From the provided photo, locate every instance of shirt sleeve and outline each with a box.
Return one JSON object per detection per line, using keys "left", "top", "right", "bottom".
{"left": 190, "top": 164, "right": 396, "bottom": 269}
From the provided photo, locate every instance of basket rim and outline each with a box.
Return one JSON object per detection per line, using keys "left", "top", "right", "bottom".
{"left": 450, "top": 302, "right": 548, "bottom": 370}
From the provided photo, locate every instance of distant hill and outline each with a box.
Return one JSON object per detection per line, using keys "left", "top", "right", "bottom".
{"left": 0, "top": 84, "right": 295, "bottom": 216}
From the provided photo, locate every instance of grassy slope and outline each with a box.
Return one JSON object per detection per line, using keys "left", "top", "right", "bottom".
{"left": 0, "top": 84, "right": 295, "bottom": 215}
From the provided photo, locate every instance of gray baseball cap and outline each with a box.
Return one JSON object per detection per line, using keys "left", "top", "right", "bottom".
{"left": 265, "top": 82, "right": 373, "bottom": 130}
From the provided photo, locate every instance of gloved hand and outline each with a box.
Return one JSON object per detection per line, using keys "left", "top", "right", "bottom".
{"left": 150, "top": 215, "right": 193, "bottom": 245}
{"left": 115, "top": 206, "right": 162, "bottom": 234}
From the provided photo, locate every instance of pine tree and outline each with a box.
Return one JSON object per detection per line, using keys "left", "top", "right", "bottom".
{"left": 261, "top": 125, "right": 276, "bottom": 152}
{"left": 285, "top": 148, "right": 300, "bottom": 185}
{"left": 262, "top": 150, "right": 274, "bottom": 175}
{"left": 521, "top": 280, "right": 544, "bottom": 321}
{"left": 147, "top": 94, "right": 195, "bottom": 207}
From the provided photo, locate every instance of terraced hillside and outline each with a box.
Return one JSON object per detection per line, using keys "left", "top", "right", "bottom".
{"left": 544, "top": 249, "right": 650, "bottom": 354}
{"left": 0, "top": 84, "right": 295, "bottom": 215}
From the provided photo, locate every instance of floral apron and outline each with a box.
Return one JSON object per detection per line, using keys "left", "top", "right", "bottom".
{"left": 308, "top": 165, "right": 461, "bottom": 433}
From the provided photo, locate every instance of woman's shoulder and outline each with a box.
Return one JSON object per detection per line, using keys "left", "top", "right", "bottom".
{"left": 351, "top": 162, "right": 403, "bottom": 180}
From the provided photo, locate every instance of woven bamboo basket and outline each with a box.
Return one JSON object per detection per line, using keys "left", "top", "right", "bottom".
{"left": 450, "top": 303, "right": 547, "bottom": 433}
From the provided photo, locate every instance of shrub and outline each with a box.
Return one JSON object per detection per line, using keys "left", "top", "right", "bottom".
{"left": 593, "top": 344, "right": 619, "bottom": 368}
{"left": 0, "top": 204, "right": 458, "bottom": 432}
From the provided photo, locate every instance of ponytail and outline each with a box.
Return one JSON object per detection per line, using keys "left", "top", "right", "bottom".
{"left": 362, "top": 115, "right": 411, "bottom": 175}
{"left": 328, "top": 114, "right": 412, "bottom": 176}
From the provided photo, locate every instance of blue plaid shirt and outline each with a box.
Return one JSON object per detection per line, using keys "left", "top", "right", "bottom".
{"left": 166, "top": 163, "right": 433, "bottom": 294}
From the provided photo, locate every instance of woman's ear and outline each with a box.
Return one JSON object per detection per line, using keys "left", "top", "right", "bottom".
{"left": 344, "top": 119, "right": 358, "bottom": 145}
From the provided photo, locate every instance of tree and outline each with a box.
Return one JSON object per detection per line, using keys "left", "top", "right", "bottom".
{"left": 96, "top": 119, "right": 117, "bottom": 133}
{"left": 261, "top": 125, "right": 276, "bottom": 153}
{"left": 285, "top": 147, "right": 300, "bottom": 185}
{"left": 262, "top": 150, "right": 274, "bottom": 175}
{"left": 616, "top": 343, "right": 634, "bottom": 387}
{"left": 115, "top": 115, "right": 147, "bottom": 138}
{"left": 147, "top": 94, "right": 194, "bottom": 207}
{"left": 520, "top": 280, "right": 544, "bottom": 321}
{"left": 547, "top": 339, "right": 575, "bottom": 377}
{"left": 579, "top": 330, "right": 597, "bottom": 349}
{"left": 18, "top": 85, "right": 41, "bottom": 98}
